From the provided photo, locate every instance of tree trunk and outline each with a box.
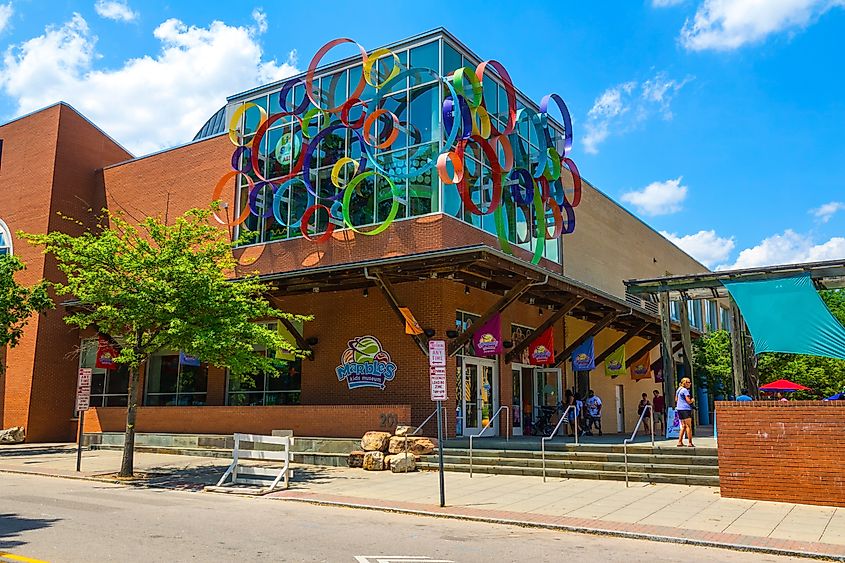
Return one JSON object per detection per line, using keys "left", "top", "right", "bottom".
{"left": 118, "top": 332, "right": 143, "bottom": 477}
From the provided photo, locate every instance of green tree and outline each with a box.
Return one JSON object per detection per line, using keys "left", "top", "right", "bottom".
{"left": 692, "top": 329, "right": 733, "bottom": 398}
{"left": 21, "top": 207, "right": 310, "bottom": 476}
{"left": 0, "top": 254, "right": 53, "bottom": 368}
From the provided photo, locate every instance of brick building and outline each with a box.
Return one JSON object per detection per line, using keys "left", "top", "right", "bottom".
{"left": 0, "top": 29, "right": 721, "bottom": 442}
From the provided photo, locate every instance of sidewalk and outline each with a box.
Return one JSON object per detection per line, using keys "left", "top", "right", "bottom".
{"left": 2, "top": 444, "right": 843, "bottom": 561}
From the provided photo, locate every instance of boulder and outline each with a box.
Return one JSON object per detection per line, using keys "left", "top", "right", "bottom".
{"left": 361, "top": 431, "right": 391, "bottom": 452}
{"left": 347, "top": 450, "right": 365, "bottom": 468}
{"left": 387, "top": 453, "right": 416, "bottom": 473}
{"left": 394, "top": 425, "right": 413, "bottom": 437}
{"left": 362, "top": 451, "right": 385, "bottom": 471}
{"left": 388, "top": 436, "right": 438, "bottom": 455}
{"left": 0, "top": 426, "right": 25, "bottom": 444}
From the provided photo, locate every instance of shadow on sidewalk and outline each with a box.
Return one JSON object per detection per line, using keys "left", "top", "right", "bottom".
{"left": 0, "top": 513, "right": 59, "bottom": 550}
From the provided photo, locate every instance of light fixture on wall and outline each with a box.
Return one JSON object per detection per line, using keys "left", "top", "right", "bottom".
{"left": 529, "top": 297, "right": 535, "bottom": 305}
{"left": 423, "top": 328, "right": 436, "bottom": 338}
{"left": 363, "top": 287, "right": 368, "bottom": 297}
{"left": 480, "top": 281, "right": 487, "bottom": 290}
{"left": 539, "top": 308, "right": 544, "bottom": 316}
{"left": 503, "top": 340, "right": 513, "bottom": 349}
{"left": 446, "top": 329, "right": 459, "bottom": 339}
{"left": 464, "top": 285, "right": 470, "bottom": 295}
{"left": 306, "top": 336, "right": 319, "bottom": 346}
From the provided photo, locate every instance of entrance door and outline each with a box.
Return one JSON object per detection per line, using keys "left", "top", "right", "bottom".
{"left": 511, "top": 364, "right": 532, "bottom": 436}
{"left": 534, "top": 368, "right": 562, "bottom": 412}
{"left": 461, "top": 357, "right": 497, "bottom": 436}
{"left": 615, "top": 384, "right": 625, "bottom": 433}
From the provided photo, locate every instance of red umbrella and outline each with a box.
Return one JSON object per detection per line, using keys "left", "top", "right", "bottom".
{"left": 758, "top": 379, "right": 811, "bottom": 392}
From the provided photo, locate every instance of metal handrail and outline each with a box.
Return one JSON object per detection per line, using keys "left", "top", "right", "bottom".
{"left": 401, "top": 406, "right": 448, "bottom": 472}
{"left": 541, "top": 405, "right": 578, "bottom": 482}
{"left": 469, "top": 405, "right": 510, "bottom": 477}
{"left": 623, "top": 404, "right": 655, "bottom": 487}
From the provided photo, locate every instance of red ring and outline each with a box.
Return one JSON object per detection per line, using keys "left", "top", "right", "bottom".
{"left": 456, "top": 135, "right": 502, "bottom": 216}
{"left": 562, "top": 157, "right": 582, "bottom": 207}
{"left": 300, "top": 204, "right": 335, "bottom": 243}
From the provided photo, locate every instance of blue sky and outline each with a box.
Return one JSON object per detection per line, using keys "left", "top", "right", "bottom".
{"left": 0, "top": 0, "right": 843, "bottom": 270}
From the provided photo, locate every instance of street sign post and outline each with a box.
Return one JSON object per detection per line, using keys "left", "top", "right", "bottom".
{"left": 428, "top": 339, "right": 446, "bottom": 507}
{"left": 75, "top": 368, "right": 92, "bottom": 472}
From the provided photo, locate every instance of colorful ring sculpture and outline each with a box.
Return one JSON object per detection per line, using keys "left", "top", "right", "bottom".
{"left": 217, "top": 37, "right": 582, "bottom": 263}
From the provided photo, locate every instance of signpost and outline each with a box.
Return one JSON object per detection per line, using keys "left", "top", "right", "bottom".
{"left": 75, "top": 368, "right": 92, "bottom": 472}
{"left": 428, "top": 339, "right": 447, "bottom": 507}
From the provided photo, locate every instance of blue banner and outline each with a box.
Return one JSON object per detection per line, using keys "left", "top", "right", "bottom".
{"left": 179, "top": 351, "right": 201, "bottom": 367}
{"left": 571, "top": 337, "right": 595, "bottom": 370}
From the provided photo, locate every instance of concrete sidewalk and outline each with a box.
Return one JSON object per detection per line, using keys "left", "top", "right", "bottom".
{"left": 2, "top": 444, "right": 843, "bottom": 560}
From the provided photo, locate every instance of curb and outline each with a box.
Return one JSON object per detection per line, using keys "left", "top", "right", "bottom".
{"left": 270, "top": 494, "right": 845, "bottom": 562}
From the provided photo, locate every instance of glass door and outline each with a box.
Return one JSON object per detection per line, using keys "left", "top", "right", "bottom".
{"left": 461, "top": 357, "right": 497, "bottom": 436}
{"left": 534, "top": 368, "right": 562, "bottom": 412}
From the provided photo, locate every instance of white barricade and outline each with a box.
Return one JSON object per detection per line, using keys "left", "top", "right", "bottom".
{"left": 216, "top": 433, "right": 294, "bottom": 490}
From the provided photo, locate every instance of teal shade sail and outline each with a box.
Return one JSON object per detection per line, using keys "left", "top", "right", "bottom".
{"left": 723, "top": 274, "right": 845, "bottom": 360}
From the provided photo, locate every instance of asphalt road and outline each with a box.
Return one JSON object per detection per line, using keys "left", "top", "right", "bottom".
{"left": 0, "top": 473, "right": 802, "bottom": 563}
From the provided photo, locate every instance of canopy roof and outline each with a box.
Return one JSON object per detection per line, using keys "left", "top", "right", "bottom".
{"left": 759, "top": 379, "right": 811, "bottom": 392}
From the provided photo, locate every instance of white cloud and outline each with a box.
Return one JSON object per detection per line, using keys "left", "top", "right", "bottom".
{"left": 0, "top": 3, "right": 12, "bottom": 34}
{"left": 653, "top": 0, "right": 685, "bottom": 6}
{"left": 661, "top": 229, "right": 735, "bottom": 267}
{"left": 680, "top": 0, "right": 845, "bottom": 51}
{"left": 811, "top": 201, "right": 845, "bottom": 223}
{"left": 94, "top": 0, "right": 138, "bottom": 22}
{"left": 0, "top": 13, "right": 298, "bottom": 155}
{"left": 582, "top": 73, "right": 691, "bottom": 154}
{"left": 719, "top": 229, "right": 845, "bottom": 269}
{"left": 620, "top": 177, "right": 688, "bottom": 216}
{"left": 251, "top": 8, "right": 268, "bottom": 34}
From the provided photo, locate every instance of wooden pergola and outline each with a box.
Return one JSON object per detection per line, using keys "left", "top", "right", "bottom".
{"left": 624, "top": 258, "right": 845, "bottom": 397}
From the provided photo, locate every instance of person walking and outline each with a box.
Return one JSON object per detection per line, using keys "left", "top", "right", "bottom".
{"left": 575, "top": 392, "right": 585, "bottom": 437}
{"left": 652, "top": 389, "right": 665, "bottom": 435}
{"left": 585, "top": 389, "right": 603, "bottom": 436}
{"left": 637, "top": 393, "right": 651, "bottom": 435}
{"left": 675, "top": 377, "right": 695, "bottom": 447}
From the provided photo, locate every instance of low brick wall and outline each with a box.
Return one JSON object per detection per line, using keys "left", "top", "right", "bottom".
{"left": 716, "top": 401, "right": 845, "bottom": 507}
{"left": 83, "top": 404, "right": 411, "bottom": 438}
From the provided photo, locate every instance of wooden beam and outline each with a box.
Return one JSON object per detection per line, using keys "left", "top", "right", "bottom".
{"left": 447, "top": 278, "right": 534, "bottom": 356}
{"left": 552, "top": 311, "right": 619, "bottom": 368}
{"left": 504, "top": 296, "right": 583, "bottom": 363}
{"left": 659, "top": 292, "right": 676, "bottom": 399}
{"left": 593, "top": 323, "right": 649, "bottom": 367}
{"left": 373, "top": 272, "right": 430, "bottom": 357}
{"left": 266, "top": 295, "right": 313, "bottom": 360}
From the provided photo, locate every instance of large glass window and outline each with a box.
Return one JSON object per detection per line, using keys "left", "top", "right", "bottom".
{"left": 145, "top": 353, "right": 208, "bottom": 406}
{"left": 226, "top": 321, "right": 302, "bottom": 405}
{"left": 0, "top": 219, "right": 12, "bottom": 255}
{"left": 229, "top": 35, "right": 564, "bottom": 265}
{"left": 78, "top": 338, "right": 129, "bottom": 408}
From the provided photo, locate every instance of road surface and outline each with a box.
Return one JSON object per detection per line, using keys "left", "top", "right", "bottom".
{"left": 0, "top": 473, "right": 801, "bottom": 562}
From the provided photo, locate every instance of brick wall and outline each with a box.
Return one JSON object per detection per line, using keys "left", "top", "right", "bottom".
{"left": 716, "top": 401, "right": 845, "bottom": 507}
{"left": 82, "top": 404, "right": 411, "bottom": 438}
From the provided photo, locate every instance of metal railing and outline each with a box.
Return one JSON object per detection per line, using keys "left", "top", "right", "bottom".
{"left": 541, "top": 405, "right": 578, "bottom": 482}
{"left": 623, "top": 405, "right": 655, "bottom": 487}
{"left": 469, "top": 406, "right": 510, "bottom": 477}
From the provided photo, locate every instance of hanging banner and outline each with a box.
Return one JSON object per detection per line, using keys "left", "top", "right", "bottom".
{"left": 629, "top": 360, "right": 650, "bottom": 381}
{"left": 179, "top": 351, "right": 201, "bottom": 367}
{"left": 604, "top": 345, "right": 626, "bottom": 378}
{"left": 95, "top": 336, "right": 119, "bottom": 369}
{"left": 472, "top": 313, "right": 502, "bottom": 357}
{"left": 571, "top": 337, "right": 595, "bottom": 370}
{"left": 651, "top": 357, "right": 664, "bottom": 383}
{"left": 399, "top": 307, "right": 424, "bottom": 336}
{"left": 528, "top": 326, "right": 555, "bottom": 365}
{"left": 276, "top": 319, "right": 303, "bottom": 360}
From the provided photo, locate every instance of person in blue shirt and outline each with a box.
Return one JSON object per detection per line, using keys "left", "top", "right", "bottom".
{"left": 736, "top": 388, "right": 753, "bottom": 402}
{"left": 675, "top": 377, "right": 695, "bottom": 447}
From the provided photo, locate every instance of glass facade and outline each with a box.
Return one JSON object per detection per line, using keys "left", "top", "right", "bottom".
{"left": 78, "top": 338, "right": 129, "bottom": 408}
{"left": 228, "top": 34, "right": 568, "bottom": 264}
{"left": 145, "top": 353, "right": 208, "bottom": 406}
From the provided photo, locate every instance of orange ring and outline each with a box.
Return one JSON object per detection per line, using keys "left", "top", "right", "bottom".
{"left": 362, "top": 108, "right": 400, "bottom": 149}
{"left": 212, "top": 170, "right": 252, "bottom": 226}
{"left": 436, "top": 151, "right": 464, "bottom": 184}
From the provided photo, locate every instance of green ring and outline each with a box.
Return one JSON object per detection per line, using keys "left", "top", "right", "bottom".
{"left": 341, "top": 171, "right": 401, "bottom": 236}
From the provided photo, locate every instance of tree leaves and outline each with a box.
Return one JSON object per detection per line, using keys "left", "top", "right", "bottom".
{"left": 0, "top": 254, "right": 53, "bottom": 351}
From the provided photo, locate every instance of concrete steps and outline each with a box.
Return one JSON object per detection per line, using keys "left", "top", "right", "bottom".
{"left": 418, "top": 446, "right": 720, "bottom": 486}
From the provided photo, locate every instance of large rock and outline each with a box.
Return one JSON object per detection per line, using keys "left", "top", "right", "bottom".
{"left": 394, "top": 425, "right": 413, "bottom": 437}
{"left": 363, "top": 451, "right": 385, "bottom": 471}
{"left": 347, "top": 450, "right": 365, "bottom": 468}
{"left": 361, "top": 431, "right": 391, "bottom": 452}
{"left": 387, "top": 453, "right": 416, "bottom": 473}
{"left": 388, "top": 436, "right": 438, "bottom": 455}
{"left": 0, "top": 426, "right": 25, "bottom": 444}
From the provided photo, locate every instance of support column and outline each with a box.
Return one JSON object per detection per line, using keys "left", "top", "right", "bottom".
{"left": 729, "top": 299, "right": 745, "bottom": 397}
{"left": 678, "top": 299, "right": 695, "bottom": 391}
{"left": 658, "top": 292, "right": 676, "bottom": 404}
